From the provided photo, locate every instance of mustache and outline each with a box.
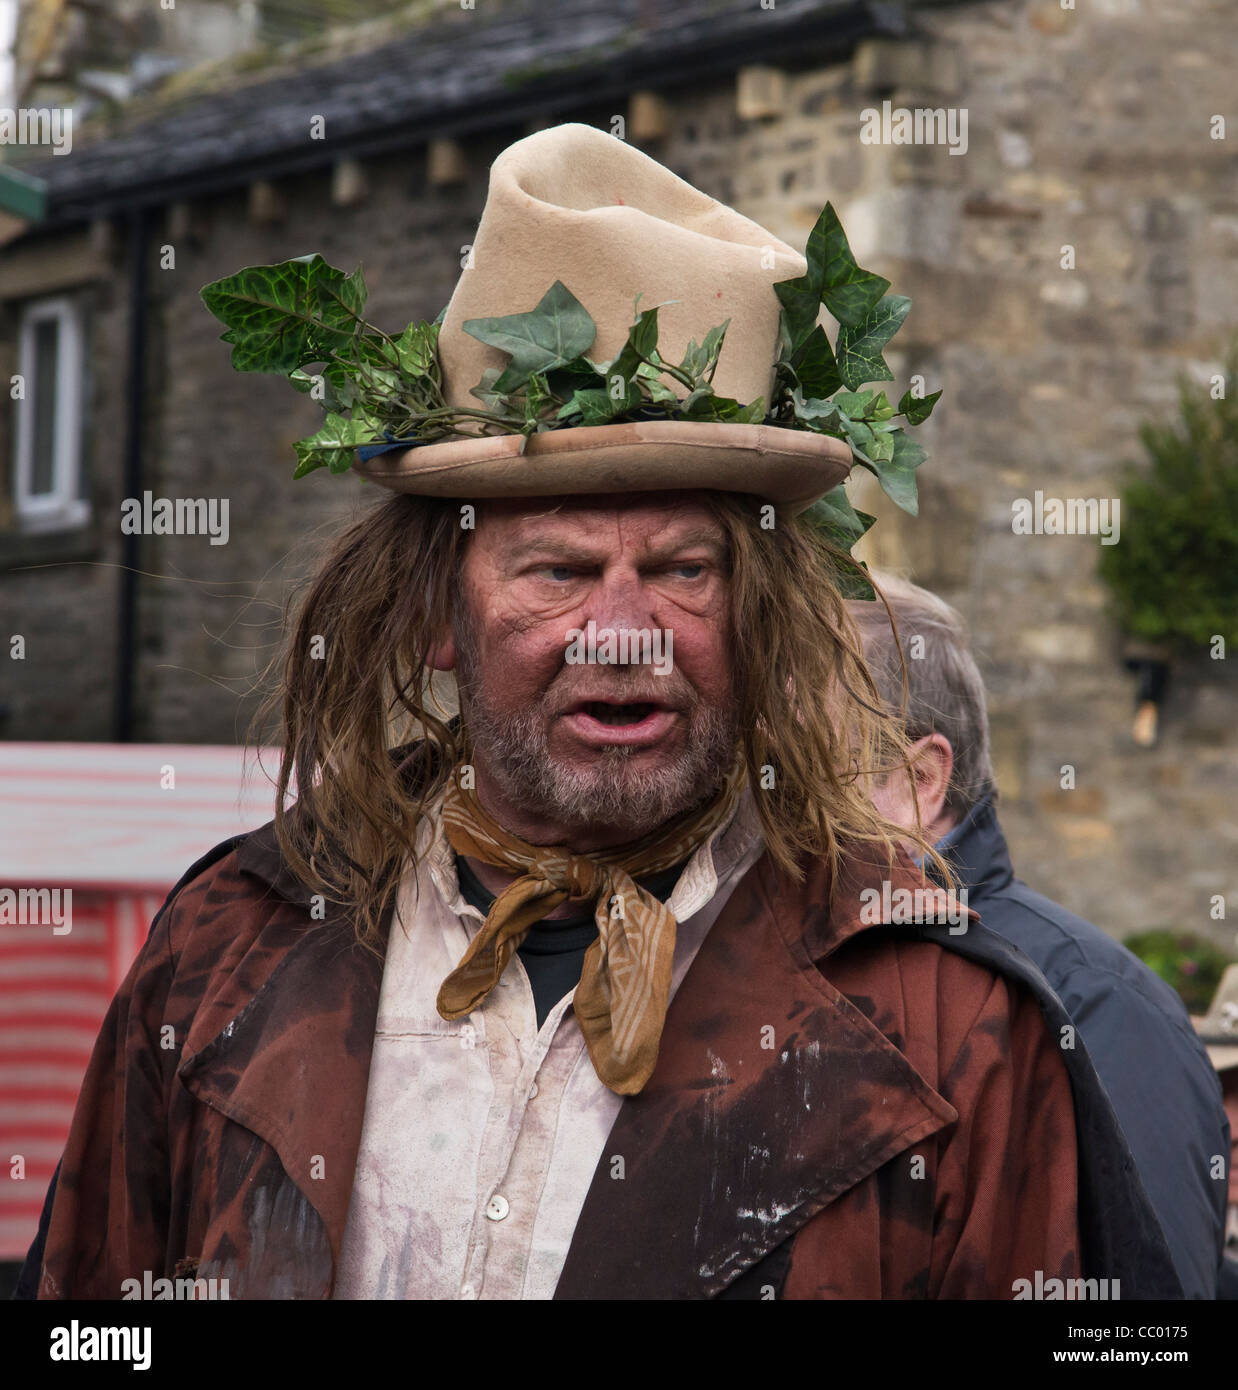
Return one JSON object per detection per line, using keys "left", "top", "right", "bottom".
{"left": 546, "top": 664, "right": 698, "bottom": 712}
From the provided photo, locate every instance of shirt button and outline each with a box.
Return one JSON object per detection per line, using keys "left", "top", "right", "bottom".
{"left": 528, "top": 1082, "right": 539, "bottom": 1099}
{"left": 459, "top": 1283, "right": 476, "bottom": 1300}
{"left": 485, "top": 1194, "right": 510, "bottom": 1222}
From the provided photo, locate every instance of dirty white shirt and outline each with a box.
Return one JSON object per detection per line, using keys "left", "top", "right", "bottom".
{"left": 332, "top": 788, "right": 765, "bottom": 1301}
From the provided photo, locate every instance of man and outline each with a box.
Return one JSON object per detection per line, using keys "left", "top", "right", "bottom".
{"left": 17, "top": 123, "right": 1179, "bottom": 1300}
{"left": 849, "top": 571, "right": 1230, "bottom": 1299}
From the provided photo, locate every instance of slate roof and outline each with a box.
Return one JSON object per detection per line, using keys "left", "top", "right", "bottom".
{"left": 26, "top": 0, "right": 907, "bottom": 223}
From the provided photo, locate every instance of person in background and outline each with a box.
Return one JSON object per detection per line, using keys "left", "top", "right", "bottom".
{"left": 849, "top": 572, "right": 1231, "bottom": 1300}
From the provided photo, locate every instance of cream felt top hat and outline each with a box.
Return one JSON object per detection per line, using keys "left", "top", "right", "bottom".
{"left": 353, "top": 122, "right": 851, "bottom": 513}
{"left": 201, "top": 121, "right": 938, "bottom": 540}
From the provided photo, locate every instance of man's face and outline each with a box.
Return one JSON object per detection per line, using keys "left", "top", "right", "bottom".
{"left": 445, "top": 492, "right": 740, "bottom": 843}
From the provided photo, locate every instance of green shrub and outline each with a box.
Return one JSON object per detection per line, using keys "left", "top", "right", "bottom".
{"left": 1122, "top": 928, "right": 1233, "bottom": 1015}
{"left": 1098, "top": 340, "right": 1238, "bottom": 652}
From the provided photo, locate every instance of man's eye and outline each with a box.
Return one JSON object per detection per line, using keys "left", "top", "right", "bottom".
{"left": 538, "top": 565, "right": 578, "bottom": 582}
{"left": 670, "top": 563, "right": 704, "bottom": 579}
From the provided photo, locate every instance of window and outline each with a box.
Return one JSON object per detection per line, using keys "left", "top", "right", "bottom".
{"left": 13, "top": 296, "right": 88, "bottom": 531}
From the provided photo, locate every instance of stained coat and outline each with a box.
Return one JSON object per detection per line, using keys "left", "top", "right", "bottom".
{"left": 21, "top": 818, "right": 1182, "bottom": 1300}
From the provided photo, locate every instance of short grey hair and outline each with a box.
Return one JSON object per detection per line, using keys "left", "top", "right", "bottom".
{"left": 848, "top": 572, "right": 997, "bottom": 817}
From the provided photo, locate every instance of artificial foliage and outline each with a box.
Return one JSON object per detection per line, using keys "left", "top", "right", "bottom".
{"left": 201, "top": 201, "right": 941, "bottom": 593}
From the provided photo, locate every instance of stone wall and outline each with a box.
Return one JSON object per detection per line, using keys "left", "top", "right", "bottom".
{"left": 650, "top": 0, "right": 1237, "bottom": 948}
{"left": 3, "top": 0, "right": 1234, "bottom": 948}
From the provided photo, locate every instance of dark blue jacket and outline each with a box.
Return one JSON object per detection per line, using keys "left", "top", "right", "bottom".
{"left": 932, "top": 797, "right": 1230, "bottom": 1299}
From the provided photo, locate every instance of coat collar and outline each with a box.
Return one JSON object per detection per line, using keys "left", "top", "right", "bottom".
{"left": 178, "top": 815, "right": 969, "bottom": 1298}
{"left": 928, "top": 795, "right": 1015, "bottom": 901}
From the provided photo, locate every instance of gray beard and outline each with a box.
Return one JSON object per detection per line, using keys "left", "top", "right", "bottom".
{"left": 460, "top": 697, "right": 739, "bottom": 837}
{"left": 453, "top": 625, "right": 739, "bottom": 838}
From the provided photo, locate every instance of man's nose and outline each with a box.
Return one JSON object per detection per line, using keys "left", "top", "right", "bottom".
{"left": 578, "top": 570, "right": 659, "bottom": 646}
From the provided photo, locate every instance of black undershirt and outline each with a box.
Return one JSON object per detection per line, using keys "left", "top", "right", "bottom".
{"left": 454, "top": 855, "right": 688, "bottom": 1029}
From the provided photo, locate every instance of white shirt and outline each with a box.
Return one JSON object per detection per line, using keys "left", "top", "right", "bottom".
{"left": 332, "top": 789, "right": 764, "bottom": 1300}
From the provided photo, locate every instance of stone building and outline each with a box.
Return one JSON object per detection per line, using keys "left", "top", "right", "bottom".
{"left": 0, "top": 0, "right": 1234, "bottom": 946}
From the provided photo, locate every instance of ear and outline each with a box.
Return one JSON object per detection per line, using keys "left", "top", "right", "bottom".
{"left": 910, "top": 733, "right": 954, "bottom": 826}
{"left": 425, "top": 629, "right": 456, "bottom": 672}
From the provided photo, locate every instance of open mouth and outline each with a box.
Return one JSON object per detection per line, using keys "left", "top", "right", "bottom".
{"left": 580, "top": 700, "right": 659, "bottom": 726}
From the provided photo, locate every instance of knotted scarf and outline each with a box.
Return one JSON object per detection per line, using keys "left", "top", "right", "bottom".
{"left": 436, "top": 761, "right": 746, "bottom": 1095}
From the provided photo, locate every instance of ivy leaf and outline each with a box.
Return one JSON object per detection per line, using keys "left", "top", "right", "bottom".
{"left": 867, "top": 430, "right": 895, "bottom": 464}
{"left": 556, "top": 362, "right": 644, "bottom": 423}
{"left": 898, "top": 387, "right": 942, "bottom": 425}
{"left": 835, "top": 294, "right": 911, "bottom": 390}
{"left": 802, "top": 484, "right": 878, "bottom": 599}
{"left": 201, "top": 255, "right": 367, "bottom": 374}
{"left": 695, "top": 320, "right": 730, "bottom": 384}
{"left": 840, "top": 414, "right": 877, "bottom": 462}
{"left": 556, "top": 389, "right": 605, "bottom": 425}
{"left": 832, "top": 389, "right": 876, "bottom": 418}
{"left": 680, "top": 392, "right": 765, "bottom": 424}
{"left": 389, "top": 321, "right": 440, "bottom": 377}
{"left": 292, "top": 408, "right": 385, "bottom": 478}
{"left": 870, "top": 430, "right": 927, "bottom": 514}
{"left": 463, "top": 281, "right": 596, "bottom": 394}
{"left": 790, "top": 325, "right": 842, "bottom": 400}
{"left": 813, "top": 207, "right": 890, "bottom": 327}
{"left": 833, "top": 561, "right": 876, "bottom": 602}
{"left": 892, "top": 431, "right": 926, "bottom": 470}
{"left": 774, "top": 311, "right": 794, "bottom": 367}
{"left": 804, "top": 484, "right": 877, "bottom": 549}
{"left": 522, "top": 372, "right": 556, "bottom": 434}
{"left": 605, "top": 371, "right": 648, "bottom": 419}
{"left": 790, "top": 386, "right": 841, "bottom": 433}
{"left": 544, "top": 355, "right": 606, "bottom": 399}
{"left": 773, "top": 203, "right": 890, "bottom": 351}
{"left": 289, "top": 362, "right": 357, "bottom": 412}
{"left": 598, "top": 304, "right": 663, "bottom": 384}
{"left": 643, "top": 377, "right": 682, "bottom": 406}
{"left": 470, "top": 365, "right": 510, "bottom": 412}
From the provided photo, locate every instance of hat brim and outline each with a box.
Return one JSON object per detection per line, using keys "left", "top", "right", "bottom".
{"left": 351, "top": 419, "right": 852, "bottom": 515}
{"left": 1190, "top": 1015, "right": 1238, "bottom": 1071}
{"left": 1206, "top": 1044, "right": 1238, "bottom": 1071}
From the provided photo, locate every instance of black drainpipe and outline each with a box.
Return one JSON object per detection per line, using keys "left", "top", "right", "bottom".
{"left": 114, "top": 206, "right": 149, "bottom": 742}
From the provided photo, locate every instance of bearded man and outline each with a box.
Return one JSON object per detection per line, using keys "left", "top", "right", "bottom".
{"left": 17, "top": 123, "right": 1179, "bottom": 1301}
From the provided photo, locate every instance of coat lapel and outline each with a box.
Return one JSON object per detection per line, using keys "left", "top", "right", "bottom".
{"left": 555, "top": 845, "right": 967, "bottom": 1299}
{"left": 175, "top": 823, "right": 389, "bottom": 1273}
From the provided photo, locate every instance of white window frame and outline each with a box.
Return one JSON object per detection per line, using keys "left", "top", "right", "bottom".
{"left": 13, "top": 295, "right": 89, "bottom": 532}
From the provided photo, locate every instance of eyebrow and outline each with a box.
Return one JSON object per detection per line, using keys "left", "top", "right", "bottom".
{"left": 503, "top": 525, "right": 728, "bottom": 566}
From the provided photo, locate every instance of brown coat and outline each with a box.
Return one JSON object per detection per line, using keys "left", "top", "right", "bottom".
{"left": 29, "top": 821, "right": 1179, "bottom": 1299}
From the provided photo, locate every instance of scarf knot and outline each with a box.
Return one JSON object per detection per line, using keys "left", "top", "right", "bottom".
{"left": 536, "top": 853, "right": 605, "bottom": 903}
{"left": 435, "top": 761, "right": 745, "bottom": 1095}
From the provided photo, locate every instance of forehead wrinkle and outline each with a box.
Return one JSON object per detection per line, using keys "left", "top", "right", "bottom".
{"left": 496, "top": 508, "right": 726, "bottom": 563}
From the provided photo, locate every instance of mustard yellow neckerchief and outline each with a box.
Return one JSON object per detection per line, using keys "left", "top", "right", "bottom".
{"left": 436, "top": 761, "right": 745, "bottom": 1095}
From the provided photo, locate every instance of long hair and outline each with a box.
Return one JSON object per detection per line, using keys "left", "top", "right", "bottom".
{"left": 257, "top": 489, "right": 950, "bottom": 955}
{"left": 706, "top": 492, "right": 950, "bottom": 887}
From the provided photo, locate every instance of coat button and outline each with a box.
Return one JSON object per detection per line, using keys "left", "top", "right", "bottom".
{"left": 485, "top": 1194, "right": 510, "bottom": 1221}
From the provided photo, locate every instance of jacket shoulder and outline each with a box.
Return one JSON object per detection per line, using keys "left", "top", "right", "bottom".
{"left": 998, "top": 879, "right": 1192, "bottom": 1002}
{"left": 154, "top": 832, "right": 251, "bottom": 926}
{"left": 822, "top": 921, "right": 1055, "bottom": 1090}
{"left": 148, "top": 822, "right": 296, "bottom": 968}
